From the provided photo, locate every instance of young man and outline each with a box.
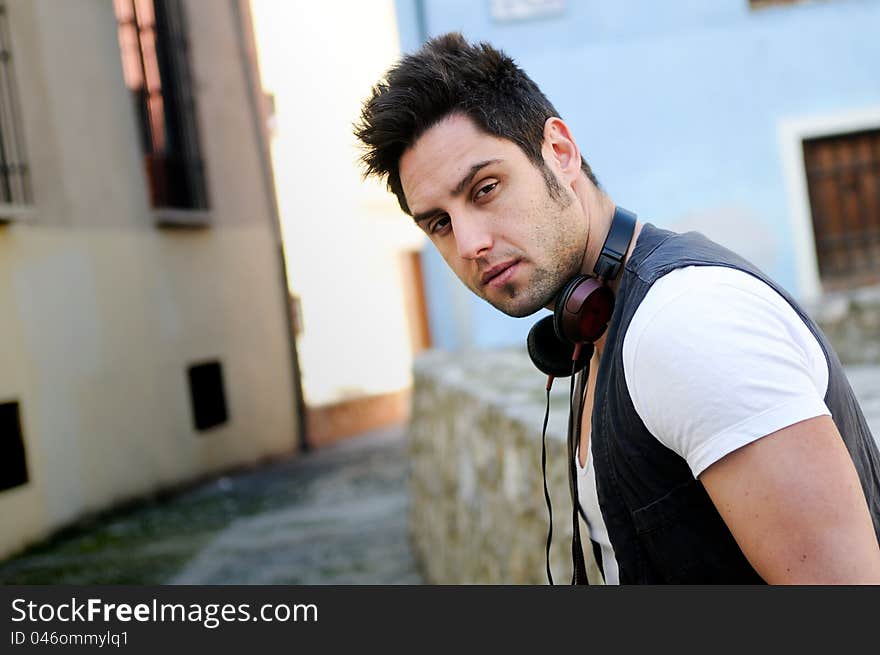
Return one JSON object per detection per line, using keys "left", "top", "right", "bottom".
{"left": 354, "top": 33, "right": 880, "bottom": 583}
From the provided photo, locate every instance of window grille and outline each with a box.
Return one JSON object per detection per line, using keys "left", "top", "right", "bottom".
{"left": 0, "top": 1, "right": 32, "bottom": 209}
{"left": 113, "top": 0, "right": 208, "bottom": 210}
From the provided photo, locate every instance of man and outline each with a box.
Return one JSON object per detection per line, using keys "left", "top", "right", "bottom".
{"left": 354, "top": 33, "right": 880, "bottom": 583}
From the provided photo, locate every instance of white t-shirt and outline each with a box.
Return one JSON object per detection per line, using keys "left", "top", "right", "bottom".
{"left": 576, "top": 265, "right": 832, "bottom": 584}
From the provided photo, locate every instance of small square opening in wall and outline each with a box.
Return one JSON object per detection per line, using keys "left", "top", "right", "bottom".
{"left": 187, "top": 361, "right": 229, "bottom": 432}
{"left": 1, "top": 401, "right": 29, "bottom": 492}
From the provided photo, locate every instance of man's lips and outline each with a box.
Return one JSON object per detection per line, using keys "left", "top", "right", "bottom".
{"left": 480, "top": 260, "right": 519, "bottom": 288}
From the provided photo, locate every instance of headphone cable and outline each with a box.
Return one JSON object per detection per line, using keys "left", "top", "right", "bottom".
{"left": 567, "top": 355, "right": 590, "bottom": 585}
{"left": 541, "top": 385, "right": 555, "bottom": 585}
{"left": 541, "top": 346, "right": 592, "bottom": 586}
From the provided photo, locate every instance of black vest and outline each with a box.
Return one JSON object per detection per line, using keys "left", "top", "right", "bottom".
{"left": 590, "top": 223, "right": 880, "bottom": 584}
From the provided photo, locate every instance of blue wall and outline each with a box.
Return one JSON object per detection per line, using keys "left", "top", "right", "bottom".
{"left": 394, "top": 0, "right": 880, "bottom": 351}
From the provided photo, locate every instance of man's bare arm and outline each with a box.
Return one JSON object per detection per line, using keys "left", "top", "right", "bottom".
{"left": 699, "top": 415, "right": 880, "bottom": 584}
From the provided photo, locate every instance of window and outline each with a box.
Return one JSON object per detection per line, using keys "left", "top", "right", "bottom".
{"left": 187, "top": 361, "right": 229, "bottom": 432}
{"left": 803, "top": 129, "right": 880, "bottom": 288}
{"left": 0, "top": 1, "right": 33, "bottom": 218}
{"left": 0, "top": 401, "right": 28, "bottom": 492}
{"left": 113, "top": 0, "right": 208, "bottom": 211}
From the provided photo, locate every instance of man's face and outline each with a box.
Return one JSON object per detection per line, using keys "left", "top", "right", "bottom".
{"left": 399, "top": 113, "right": 587, "bottom": 317}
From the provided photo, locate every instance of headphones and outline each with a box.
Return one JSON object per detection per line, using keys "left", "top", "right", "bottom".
{"left": 526, "top": 205, "right": 637, "bottom": 585}
{"left": 526, "top": 206, "right": 638, "bottom": 380}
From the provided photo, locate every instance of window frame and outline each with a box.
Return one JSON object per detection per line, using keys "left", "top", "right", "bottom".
{"left": 113, "top": 0, "right": 210, "bottom": 225}
{"left": 0, "top": 0, "right": 35, "bottom": 224}
{"left": 779, "top": 106, "right": 880, "bottom": 303}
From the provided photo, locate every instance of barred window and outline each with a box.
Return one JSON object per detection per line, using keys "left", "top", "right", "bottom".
{"left": 113, "top": 0, "right": 208, "bottom": 211}
{"left": 0, "top": 1, "right": 33, "bottom": 212}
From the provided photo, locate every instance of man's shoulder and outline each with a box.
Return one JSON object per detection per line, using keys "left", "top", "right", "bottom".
{"left": 627, "top": 225, "right": 756, "bottom": 285}
{"left": 631, "top": 265, "right": 772, "bottom": 328}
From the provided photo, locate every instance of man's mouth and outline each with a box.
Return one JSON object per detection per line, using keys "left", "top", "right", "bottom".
{"left": 480, "top": 260, "right": 519, "bottom": 288}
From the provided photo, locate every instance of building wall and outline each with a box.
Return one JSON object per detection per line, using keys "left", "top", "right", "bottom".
{"left": 394, "top": 0, "right": 880, "bottom": 350}
{"left": 0, "top": 0, "right": 298, "bottom": 558}
{"left": 249, "top": 0, "right": 426, "bottom": 409}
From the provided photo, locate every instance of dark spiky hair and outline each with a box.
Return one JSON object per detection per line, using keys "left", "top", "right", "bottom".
{"left": 353, "top": 32, "right": 597, "bottom": 214}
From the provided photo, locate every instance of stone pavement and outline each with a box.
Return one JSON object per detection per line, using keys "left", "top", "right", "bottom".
{"left": 0, "top": 424, "right": 423, "bottom": 585}
{"left": 168, "top": 425, "right": 423, "bottom": 585}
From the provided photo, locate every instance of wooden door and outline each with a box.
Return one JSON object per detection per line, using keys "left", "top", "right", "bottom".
{"left": 803, "top": 129, "right": 880, "bottom": 289}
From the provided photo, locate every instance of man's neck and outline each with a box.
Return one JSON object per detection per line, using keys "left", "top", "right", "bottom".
{"left": 576, "top": 181, "right": 641, "bottom": 295}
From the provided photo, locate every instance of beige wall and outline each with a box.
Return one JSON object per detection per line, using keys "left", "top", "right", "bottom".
{"left": 249, "top": 0, "right": 426, "bottom": 407}
{"left": 0, "top": 0, "right": 299, "bottom": 558}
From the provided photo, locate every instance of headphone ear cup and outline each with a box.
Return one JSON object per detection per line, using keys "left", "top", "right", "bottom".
{"left": 553, "top": 275, "right": 590, "bottom": 343}
{"left": 554, "top": 275, "right": 615, "bottom": 344}
{"left": 527, "top": 315, "right": 593, "bottom": 378}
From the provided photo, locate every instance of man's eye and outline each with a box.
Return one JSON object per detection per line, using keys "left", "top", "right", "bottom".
{"left": 430, "top": 216, "right": 451, "bottom": 234}
{"left": 474, "top": 182, "right": 498, "bottom": 201}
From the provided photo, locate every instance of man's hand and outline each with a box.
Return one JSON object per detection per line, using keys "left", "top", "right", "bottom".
{"left": 699, "top": 415, "right": 880, "bottom": 584}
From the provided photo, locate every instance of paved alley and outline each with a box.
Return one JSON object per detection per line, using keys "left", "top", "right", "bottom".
{"left": 0, "top": 425, "right": 423, "bottom": 585}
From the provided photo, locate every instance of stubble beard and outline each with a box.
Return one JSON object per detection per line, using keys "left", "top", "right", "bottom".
{"left": 484, "top": 169, "right": 584, "bottom": 318}
{"left": 487, "top": 264, "right": 561, "bottom": 318}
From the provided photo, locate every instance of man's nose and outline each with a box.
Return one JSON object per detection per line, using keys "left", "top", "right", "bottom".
{"left": 452, "top": 213, "right": 493, "bottom": 260}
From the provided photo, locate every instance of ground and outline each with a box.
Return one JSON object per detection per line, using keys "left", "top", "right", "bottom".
{"left": 0, "top": 425, "right": 423, "bottom": 585}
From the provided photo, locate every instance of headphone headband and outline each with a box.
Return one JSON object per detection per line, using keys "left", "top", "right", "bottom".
{"left": 593, "top": 206, "right": 637, "bottom": 281}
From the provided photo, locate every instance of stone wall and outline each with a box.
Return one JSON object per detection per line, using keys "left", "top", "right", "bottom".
{"left": 811, "top": 285, "right": 880, "bottom": 364}
{"left": 408, "top": 333, "right": 880, "bottom": 585}
{"left": 408, "top": 349, "right": 602, "bottom": 585}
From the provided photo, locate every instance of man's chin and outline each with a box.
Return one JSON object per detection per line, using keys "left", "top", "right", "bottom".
{"left": 484, "top": 291, "right": 552, "bottom": 318}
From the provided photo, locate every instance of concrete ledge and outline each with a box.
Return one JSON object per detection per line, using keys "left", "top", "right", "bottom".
{"left": 0, "top": 204, "right": 36, "bottom": 224}
{"left": 408, "top": 348, "right": 602, "bottom": 584}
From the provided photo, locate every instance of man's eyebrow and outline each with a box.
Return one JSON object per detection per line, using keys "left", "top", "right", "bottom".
{"left": 452, "top": 159, "right": 501, "bottom": 196}
{"left": 413, "top": 209, "right": 442, "bottom": 225}
{"left": 411, "top": 159, "right": 502, "bottom": 225}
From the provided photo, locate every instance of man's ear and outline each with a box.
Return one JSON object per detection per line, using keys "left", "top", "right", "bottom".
{"left": 542, "top": 117, "right": 581, "bottom": 184}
